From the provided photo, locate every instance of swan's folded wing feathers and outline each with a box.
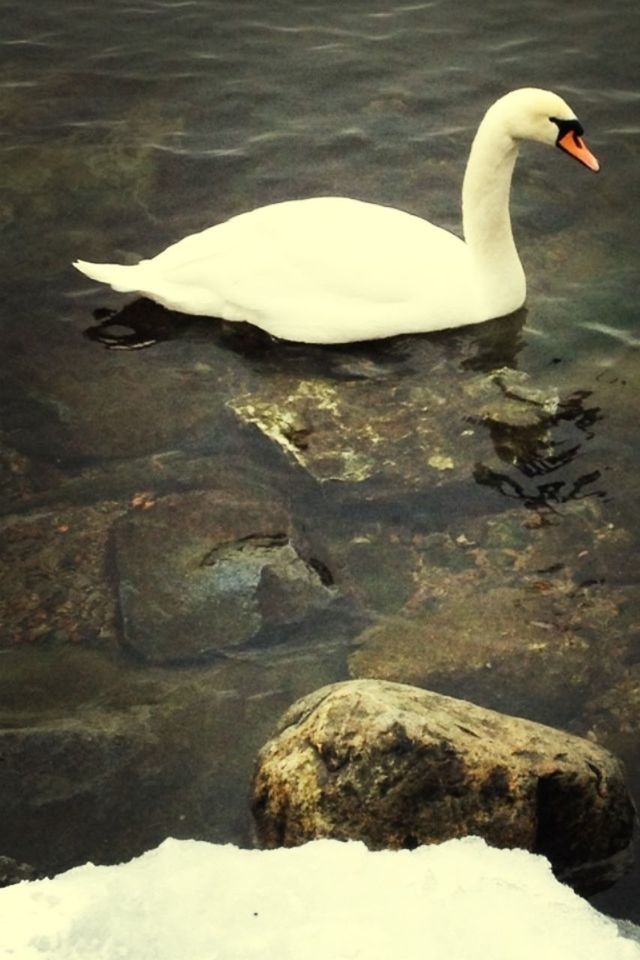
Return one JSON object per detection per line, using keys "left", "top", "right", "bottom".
{"left": 154, "top": 197, "right": 467, "bottom": 311}
{"left": 130, "top": 197, "right": 477, "bottom": 340}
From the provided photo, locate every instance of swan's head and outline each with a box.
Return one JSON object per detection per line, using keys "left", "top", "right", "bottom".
{"left": 490, "top": 87, "right": 599, "bottom": 172}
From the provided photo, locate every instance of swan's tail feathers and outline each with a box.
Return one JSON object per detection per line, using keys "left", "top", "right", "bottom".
{"left": 73, "top": 259, "right": 146, "bottom": 294}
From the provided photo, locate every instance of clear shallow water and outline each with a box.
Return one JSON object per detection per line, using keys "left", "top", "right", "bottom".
{"left": 1, "top": 0, "right": 639, "bottom": 922}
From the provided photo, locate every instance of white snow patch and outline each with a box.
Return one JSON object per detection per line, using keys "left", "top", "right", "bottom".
{"left": 0, "top": 836, "right": 638, "bottom": 960}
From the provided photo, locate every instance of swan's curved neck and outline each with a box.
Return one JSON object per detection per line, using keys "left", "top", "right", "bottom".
{"left": 462, "top": 113, "right": 525, "bottom": 311}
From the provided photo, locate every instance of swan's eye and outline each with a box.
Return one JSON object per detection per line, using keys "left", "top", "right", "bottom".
{"left": 549, "top": 116, "right": 584, "bottom": 143}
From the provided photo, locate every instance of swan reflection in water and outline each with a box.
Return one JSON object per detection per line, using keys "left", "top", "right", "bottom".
{"left": 83, "top": 295, "right": 526, "bottom": 373}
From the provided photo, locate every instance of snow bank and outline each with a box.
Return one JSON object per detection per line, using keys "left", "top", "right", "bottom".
{"left": 0, "top": 836, "right": 638, "bottom": 960}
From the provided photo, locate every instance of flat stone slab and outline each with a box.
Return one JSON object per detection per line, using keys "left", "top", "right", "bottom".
{"left": 251, "top": 679, "right": 636, "bottom": 894}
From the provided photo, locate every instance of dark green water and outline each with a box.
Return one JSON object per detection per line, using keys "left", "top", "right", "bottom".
{"left": 1, "top": 0, "right": 639, "bottom": 923}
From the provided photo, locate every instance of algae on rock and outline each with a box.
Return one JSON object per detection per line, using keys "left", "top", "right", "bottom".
{"left": 228, "top": 364, "right": 563, "bottom": 492}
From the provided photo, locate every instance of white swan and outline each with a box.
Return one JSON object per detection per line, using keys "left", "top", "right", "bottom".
{"left": 74, "top": 88, "right": 599, "bottom": 344}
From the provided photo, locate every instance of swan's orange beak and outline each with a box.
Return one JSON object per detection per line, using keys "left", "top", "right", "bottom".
{"left": 557, "top": 130, "right": 600, "bottom": 172}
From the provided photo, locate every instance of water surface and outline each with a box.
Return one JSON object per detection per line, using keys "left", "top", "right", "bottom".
{"left": 1, "top": 0, "right": 639, "bottom": 922}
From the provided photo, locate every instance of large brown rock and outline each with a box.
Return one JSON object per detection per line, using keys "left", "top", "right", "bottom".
{"left": 251, "top": 679, "right": 636, "bottom": 894}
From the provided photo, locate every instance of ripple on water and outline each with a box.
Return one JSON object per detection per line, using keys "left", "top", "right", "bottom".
{"left": 580, "top": 322, "right": 640, "bottom": 350}
{"left": 2, "top": 0, "right": 640, "bottom": 925}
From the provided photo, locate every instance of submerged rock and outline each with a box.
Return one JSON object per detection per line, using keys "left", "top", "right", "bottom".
{"left": 251, "top": 679, "right": 636, "bottom": 894}
{"left": 0, "top": 637, "right": 348, "bottom": 879}
{"left": 0, "top": 503, "right": 123, "bottom": 649}
{"left": 582, "top": 665, "right": 640, "bottom": 783}
{"left": 347, "top": 500, "right": 638, "bottom": 724}
{"left": 227, "top": 362, "right": 562, "bottom": 493}
{"left": 114, "top": 490, "right": 336, "bottom": 663}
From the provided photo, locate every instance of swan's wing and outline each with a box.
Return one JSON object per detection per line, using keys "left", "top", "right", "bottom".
{"left": 143, "top": 198, "right": 471, "bottom": 340}
{"left": 150, "top": 198, "right": 463, "bottom": 298}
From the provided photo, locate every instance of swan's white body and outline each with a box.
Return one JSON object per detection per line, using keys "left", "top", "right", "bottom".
{"left": 74, "top": 88, "right": 598, "bottom": 344}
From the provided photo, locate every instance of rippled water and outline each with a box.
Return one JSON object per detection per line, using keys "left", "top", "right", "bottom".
{"left": 1, "top": 0, "right": 639, "bottom": 923}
